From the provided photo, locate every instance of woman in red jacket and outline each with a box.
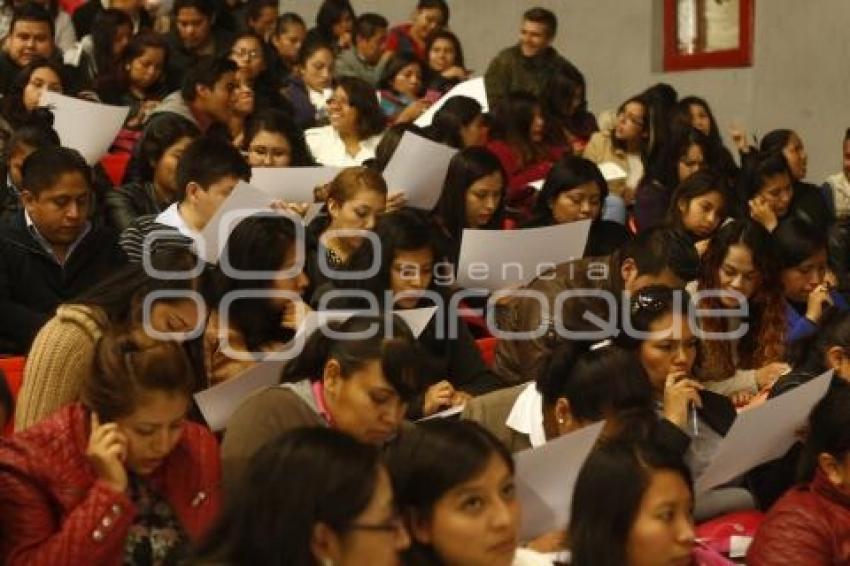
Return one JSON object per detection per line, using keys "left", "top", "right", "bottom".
{"left": 0, "top": 326, "right": 221, "bottom": 566}
{"left": 486, "top": 91, "right": 567, "bottom": 218}
{"left": 747, "top": 383, "right": 850, "bottom": 565}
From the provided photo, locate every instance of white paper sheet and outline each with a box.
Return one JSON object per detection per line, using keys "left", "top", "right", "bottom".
{"left": 598, "top": 161, "right": 628, "bottom": 182}
{"left": 695, "top": 370, "right": 833, "bottom": 494}
{"left": 249, "top": 166, "right": 341, "bottom": 202}
{"left": 382, "top": 131, "right": 457, "bottom": 210}
{"left": 194, "top": 306, "right": 439, "bottom": 431}
{"left": 197, "top": 181, "right": 276, "bottom": 263}
{"left": 415, "top": 77, "right": 488, "bottom": 127}
{"left": 41, "top": 91, "right": 130, "bottom": 165}
{"left": 195, "top": 359, "right": 286, "bottom": 431}
{"left": 515, "top": 421, "right": 605, "bottom": 540}
{"left": 456, "top": 220, "right": 592, "bottom": 290}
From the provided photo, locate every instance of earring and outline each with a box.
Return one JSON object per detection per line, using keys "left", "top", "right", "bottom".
{"left": 557, "top": 418, "right": 565, "bottom": 424}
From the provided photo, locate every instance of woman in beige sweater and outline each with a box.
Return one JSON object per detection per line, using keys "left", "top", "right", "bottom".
{"left": 15, "top": 248, "right": 208, "bottom": 430}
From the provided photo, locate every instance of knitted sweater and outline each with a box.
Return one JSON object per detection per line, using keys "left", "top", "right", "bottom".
{"left": 14, "top": 305, "right": 107, "bottom": 431}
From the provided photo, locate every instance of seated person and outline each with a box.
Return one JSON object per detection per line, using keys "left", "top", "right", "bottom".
{"left": 424, "top": 29, "right": 470, "bottom": 94}
{"left": 164, "top": 0, "right": 235, "bottom": 92}
{"left": 323, "top": 208, "right": 503, "bottom": 418}
{"left": 106, "top": 114, "right": 200, "bottom": 232}
{"left": 281, "top": 36, "right": 335, "bottom": 129}
{"left": 304, "top": 166, "right": 386, "bottom": 305}
{"left": 193, "top": 427, "right": 410, "bottom": 564}
{"left": 617, "top": 286, "right": 751, "bottom": 521}
{"left": 378, "top": 52, "right": 431, "bottom": 124}
{"left": 486, "top": 91, "right": 566, "bottom": 215}
{"left": 583, "top": 94, "right": 653, "bottom": 215}
{"left": 432, "top": 146, "right": 507, "bottom": 267}
{"left": 570, "top": 441, "right": 723, "bottom": 565}
{"left": 692, "top": 220, "right": 789, "bottom": 404}
{"left": 748, "top": 384, "right": 850, "bottom": 565}
{"left": 220, "top": 315, "right": 423, "bottom": 496}
{"left": 305, "top": 77, "right": 385, "bottom": 167}
{"left": 0, "top": 326, "right": 221, "bottom": 564}
{"left": 0, "top": 58, "right": 64, "bottom": 159}
{"left": 334, "top": 12, "right": 389, "bottom": 87}
{"left": 241, "top": 108, "right": 316, "bottom": 168}
{"left": 0, "top": 146, "right": 124, "bottom": 354}
{"left": 385, "top": 0, "right": 448, "bottom": 63}
{"left": 385, "top": 419, "right": 552, "bottom": 564}
{"left": 15, "top": 247, "right": 206, "bottom": 431}
{"left": 0, "top": 116, "right": 60, "bottom": 227}
{"left": 306, "top": 0, "right": 355, "bottom": 54}
{"left": 484, "top": 6, "right": 580, "bottom": 108}
{"left": 243, "top": 0, "right": 277, "bottom": 40}
{"left": 147, "top": 56, "right": 238, "bottom": 134}
{"left": 524, "top": 154, "right": 631, "bottom": 257}
{"left": 464, "top": 339, "right": 662, "bottom": 453}
{"left": 268, "top": 12, "right": 306, "bottom": 80}
{"left": 493, "top": 226, "right": 699, "bottom": 385}
{"left": 0, "top": 4, "right": 86, "bottom": 96}
{"left": 204, "top": 214, "right": 310, "bottom": 385}
{"left": 119, "top": 134, "right": 250, "bottom": 262}
{"left": 774, "top": 217, "right": 847, "bottom": 343}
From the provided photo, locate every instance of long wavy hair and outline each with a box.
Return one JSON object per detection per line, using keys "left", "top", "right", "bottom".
{"left": 695, "top": 220, "right": 786, "bottom": 380}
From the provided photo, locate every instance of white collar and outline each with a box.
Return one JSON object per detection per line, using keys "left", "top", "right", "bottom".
{"left": 505, "top": 382, "right": 547, "bottom": 448}
{"left": 155, "top": 202, "right": 201, "bottom": 241}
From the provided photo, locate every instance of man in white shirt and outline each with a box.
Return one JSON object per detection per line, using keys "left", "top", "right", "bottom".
{"left": 119, "top": 135, "right": 251, "bottom": 262}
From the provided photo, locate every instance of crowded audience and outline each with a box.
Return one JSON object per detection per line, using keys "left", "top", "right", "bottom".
{"left": 0, "top": 2, "right": 846, "bottom": 564}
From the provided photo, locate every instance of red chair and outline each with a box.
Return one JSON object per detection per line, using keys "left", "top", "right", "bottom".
{"left": 475, "top": 337, "right": 498, "bottom": 368}
{"left": 99, "top": 152, "right": 131, "bottom": 187}
{"left": 0, "top": 356, "right": 25, "bottom": 437}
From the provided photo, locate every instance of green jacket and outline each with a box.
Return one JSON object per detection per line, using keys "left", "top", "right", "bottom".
{"left": 484, "top": 45, "right": 581, "bottom": 107}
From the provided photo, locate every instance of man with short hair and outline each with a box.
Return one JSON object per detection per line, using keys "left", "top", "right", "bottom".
{"left": 492, "top": 226, "right": 700, "bottom": 385}
{"left": 0, "top": 4, "right": 84, "bottom": 95}
{"left": 165, "top": 0, "right": 235, "bottom": 91}
{"left": 484, "top": 7, "right": 581, "bottom": 107}
{"left": 148, "top": 56, "right": 238, "bottom": 133}
{"left": 120, "top": 135, "right": 251, "bottom": 262}
{"left": 334, "top": 13, "right": 390, "bottom": 87}
{"left": 0, "top": 146, "right": 124, "bottom": 353}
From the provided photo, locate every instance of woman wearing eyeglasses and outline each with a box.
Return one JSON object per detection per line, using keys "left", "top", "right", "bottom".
{"left": 386, "top": 419, "right": 553, "bottom": 566}
{"left": 617, "top": 286, "right": 753, "bottom": 520}
{"left": 228, "top": 32, "right": 292, "bottom": 118}
{"left": 305, "top": 76, "right": 386, "bottom": 167}
{"left": 193, "top": 427, "right": 410, "bottom": 566}
{"left": 583, "top": 94, "right": 653, "bottom": 223}
{"left": 241, "top": 108, "right": 316, "bottom": 168}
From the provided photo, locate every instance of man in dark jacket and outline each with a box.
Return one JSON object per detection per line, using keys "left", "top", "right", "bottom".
{"left": 484, "top": 7, "right": 582, "bottom": 108}
{"left": 0, "top": 147, "right": 125, "bottom": 354}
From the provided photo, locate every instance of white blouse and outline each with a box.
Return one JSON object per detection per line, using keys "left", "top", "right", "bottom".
{"left": 305, "top": 125, "right": 383, "bottom": 167}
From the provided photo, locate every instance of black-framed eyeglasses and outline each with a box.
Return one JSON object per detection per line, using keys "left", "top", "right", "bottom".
{"left": 346, "top": 514, "right": 404, "bottom": 533}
